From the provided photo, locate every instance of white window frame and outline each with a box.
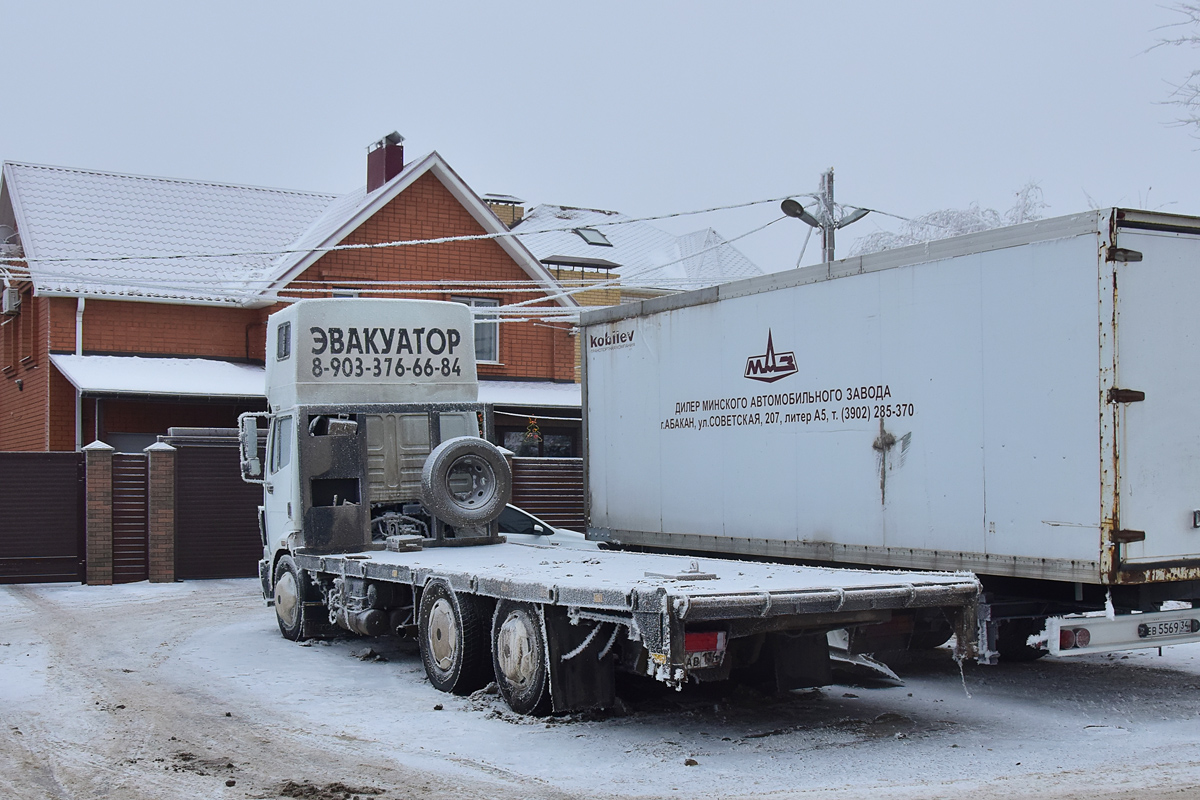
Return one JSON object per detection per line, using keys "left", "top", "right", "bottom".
{"left": 574, "top": 227, "right": 612, "bottom": 246}
{"left": 453, "top": 296, "right": 500, "bottom": 363}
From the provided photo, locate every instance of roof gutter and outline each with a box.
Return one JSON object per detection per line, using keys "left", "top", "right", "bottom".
{"left": 75, "top": 296, "right": 84, "bottom": 356}
{"left": 75, "top": 296, "right": 84, "bottom": 450}
{"left": 37, "top": 288, "right": 270, "bottom": 309}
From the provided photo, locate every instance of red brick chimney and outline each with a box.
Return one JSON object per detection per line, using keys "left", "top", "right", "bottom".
{"left": 367, "top": 132, "right": 405, "bottom": 192}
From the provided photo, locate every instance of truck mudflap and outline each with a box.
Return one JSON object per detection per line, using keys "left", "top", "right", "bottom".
{"left": 1040, "top": 607, "right": 1200, "bottom": 656}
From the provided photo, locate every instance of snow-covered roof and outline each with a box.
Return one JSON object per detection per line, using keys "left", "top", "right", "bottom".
{"left": 478, "top": 379, "right": 580, "bottom": 409}
{"left": 516, "top": 204, "right": 763, "bottom": 292}
{"left": 50, "top": 354, "right": 581, "bottom": 408}
{"left": 50, "top": 354, "right": 266, "bottom": 398}
{"left": 2, "top": 154, "right": 576, "bottom": 309}
{"left": 4, "top": 162, "right": 336, "bottom": 305}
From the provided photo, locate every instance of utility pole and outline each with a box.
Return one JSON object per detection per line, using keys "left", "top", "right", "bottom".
{"left": 819, "top": 169, "right": 836, "bottom": 264}
{"left": 780, "top": 167, "right": 870, "bottom": 265}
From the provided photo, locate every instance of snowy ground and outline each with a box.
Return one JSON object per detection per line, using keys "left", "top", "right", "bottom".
{"left": 1, "top": 579, "right": 1197, "bottom": 800}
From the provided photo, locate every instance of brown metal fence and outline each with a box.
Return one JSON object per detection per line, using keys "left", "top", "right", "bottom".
{"left": 0, "top": 452, "right": 85, "bottom": 584}
{"left": 510, "top": 457, "right": 585, "bottom": 531}
{"left": 111, "top": 454, "right": 149, "bottom": 584}
{"left": 174, "top": 443, "right": 264, "bottom": 579}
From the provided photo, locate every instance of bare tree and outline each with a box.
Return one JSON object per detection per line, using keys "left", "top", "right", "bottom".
{"left": 1154, "top": 3, "right": 1200, "bottom": 137}
{"left": 851, "top": 182, "right": 1047, "bottom": 256}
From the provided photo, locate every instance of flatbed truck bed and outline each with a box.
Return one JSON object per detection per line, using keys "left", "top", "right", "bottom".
{"left": 291, "top": 540, "right": 979, "bottom": 698}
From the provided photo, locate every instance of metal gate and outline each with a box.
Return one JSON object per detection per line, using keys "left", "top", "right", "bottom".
{"left": 111, "top": 454, "right": 148, "bottom": 584}
{"left": 174, "top": 444, "right": 264, "bottom": 579}
{"left": 511, "top": 457, "right": 585, "bottom": 531}
{"left": 0, "top": 452, "right": 85, "bottom": 584}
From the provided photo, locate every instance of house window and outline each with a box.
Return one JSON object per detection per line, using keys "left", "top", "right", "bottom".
{"left": 453, "top": 297, "right": 500, "bottom": 363}
{"left": 574, "top": 227, "right": 612, "bottom": 247}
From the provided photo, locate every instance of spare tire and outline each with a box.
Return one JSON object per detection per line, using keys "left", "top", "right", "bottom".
{"left": 421, "top": 436, "right": 512, "bottom": 527}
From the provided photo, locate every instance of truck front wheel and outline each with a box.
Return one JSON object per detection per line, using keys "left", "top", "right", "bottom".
{"left": 491, "top": 601, "right": 550, "bottom": 715}
{"left": 418, "top": 581, "right": 490, "bottom": 695}
{"left": 274, "top": 555, "right": 309, "bottom": 641}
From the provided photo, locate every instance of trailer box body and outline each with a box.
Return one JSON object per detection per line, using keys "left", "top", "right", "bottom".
{"left": 582, "top": 209, "right": 1200, "bottom": 589}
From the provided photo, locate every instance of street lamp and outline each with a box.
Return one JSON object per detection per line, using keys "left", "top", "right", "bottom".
{"left": 781, "top": 168, "right": 869, "bottom": 264}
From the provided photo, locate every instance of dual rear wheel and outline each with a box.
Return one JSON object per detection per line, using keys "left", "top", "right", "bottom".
{"left": 417, "top": 581, "right": 551, "bottom": 715}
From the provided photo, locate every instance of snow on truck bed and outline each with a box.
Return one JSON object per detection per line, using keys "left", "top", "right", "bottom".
{"left": 301, "top": 542, "right": 979, "bottom": 615}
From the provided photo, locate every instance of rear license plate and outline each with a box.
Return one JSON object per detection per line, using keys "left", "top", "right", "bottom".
{"left": 685, "top": 651, "right": 724, "bottom": 669}
{"left": 1137, "top": 619, "right": 1200, "bottom": 639}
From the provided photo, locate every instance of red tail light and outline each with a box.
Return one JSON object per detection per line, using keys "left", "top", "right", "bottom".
{"left": 1059, "top": 627, "right": 1091, "bottom": 650}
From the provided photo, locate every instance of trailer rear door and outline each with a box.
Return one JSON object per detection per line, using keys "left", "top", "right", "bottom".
{"left": 1111, "top": 222, "right": 1200, "bottom": 574}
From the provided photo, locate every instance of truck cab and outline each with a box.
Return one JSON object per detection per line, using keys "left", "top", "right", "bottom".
{"left": 240, "top": 299, "right": 511, "bottom": 600}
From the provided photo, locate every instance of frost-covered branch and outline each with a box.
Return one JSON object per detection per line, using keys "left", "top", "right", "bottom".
{"left": 851, "top": 182, "right": 1047, "bottom": 256}
{"left": 1153, "top": 3, "right": 1200, "bottom": 138}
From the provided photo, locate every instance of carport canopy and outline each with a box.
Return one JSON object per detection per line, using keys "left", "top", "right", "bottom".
{"left": 50, "top": 355, "right": 582, "bottom": 407}
{"left": 51, "top": 354, "right": 266, "bottom": 399}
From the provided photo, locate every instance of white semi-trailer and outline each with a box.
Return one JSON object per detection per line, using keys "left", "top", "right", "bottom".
{"left": 240, "top": 298, "right": 979, "bottom": 714}
{"left": 581, "top": 208, "right": 1200, "bottom": 661}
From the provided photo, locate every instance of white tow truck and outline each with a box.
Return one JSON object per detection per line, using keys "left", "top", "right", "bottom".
{"left": 239, "top": 298, "right": 980, "bottom": 714}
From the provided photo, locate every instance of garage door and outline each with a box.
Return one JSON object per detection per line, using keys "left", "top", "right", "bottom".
{"left": 0, "top": 452, "right": 85, "bottom": 583}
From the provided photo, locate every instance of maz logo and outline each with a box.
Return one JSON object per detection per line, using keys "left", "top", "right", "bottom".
{"left": 744, "top": 330, "right": 798, "bottom": 383}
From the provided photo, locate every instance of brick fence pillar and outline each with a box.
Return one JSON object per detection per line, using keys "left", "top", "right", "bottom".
{"left": 145, "top": 442, "right": 177, "bottom": 583}
{"left": 83, "top": 440, "right": 114, "bottom": 586}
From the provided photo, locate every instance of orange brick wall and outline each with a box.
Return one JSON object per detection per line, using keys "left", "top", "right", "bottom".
{"left": 48, "top": 297, "right": 264, "bottom": 360}
{"left": 0, "top": 294, "right": 52, "bottom": 451}
{"left": 286, "top": 172, "right": 575, "bottom": 383}
{"left": 48, "top": 366, "right": 75, "bottom": 452}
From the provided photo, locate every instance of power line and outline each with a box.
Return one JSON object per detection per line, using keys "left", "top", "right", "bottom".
{"left": 0, "top": 193, "right": 812, "bottom": 266}
{"left": 499, "top": 214, "right": 789, "bottom": 311}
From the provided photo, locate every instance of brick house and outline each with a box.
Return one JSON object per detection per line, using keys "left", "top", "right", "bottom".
{"left": 0, "top": 137, "right": 580, "bottom": 455}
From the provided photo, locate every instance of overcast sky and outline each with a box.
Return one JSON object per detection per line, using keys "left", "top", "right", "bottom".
{"left": 2, "top": 1, "right": 1196, "bottom": 273}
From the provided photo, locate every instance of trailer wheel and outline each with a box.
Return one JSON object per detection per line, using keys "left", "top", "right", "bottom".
{"left": 274, "top": 555, "right": 309, "bottom": 642}
{"left": 491, "top": 601, "right": 551, "bottom": 716}
{"left": 418, "top": 580, "right": 490, "bottom": 695}
{"left": 421, "top": 437, "right": 512, "bottom": 527}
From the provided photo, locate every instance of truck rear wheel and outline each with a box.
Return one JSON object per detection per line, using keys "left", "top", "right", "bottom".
{"left": 418, "top": 580, "right": 490, "bottom": 695}
{"left": 491, "top": 601, "right": 550, "bottom": 716}
{"left": 274, "top": 555, "right": 310, "bottom": 641}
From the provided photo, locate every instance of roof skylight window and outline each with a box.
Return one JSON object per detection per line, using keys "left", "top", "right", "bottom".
{"left": 574, "top": 227, "right": 612, "bottom": 247}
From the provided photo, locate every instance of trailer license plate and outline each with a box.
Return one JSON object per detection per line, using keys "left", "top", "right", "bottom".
{"left": 1137, "top": 619, "right": 1200, "bottom": 639}
{"left": 685, "top": 651, "right": 724, "bottom": 669}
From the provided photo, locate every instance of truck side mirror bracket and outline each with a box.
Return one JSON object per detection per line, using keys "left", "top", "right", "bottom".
{"left": 238, "top": 412, "right": 268, "bottom": 484}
